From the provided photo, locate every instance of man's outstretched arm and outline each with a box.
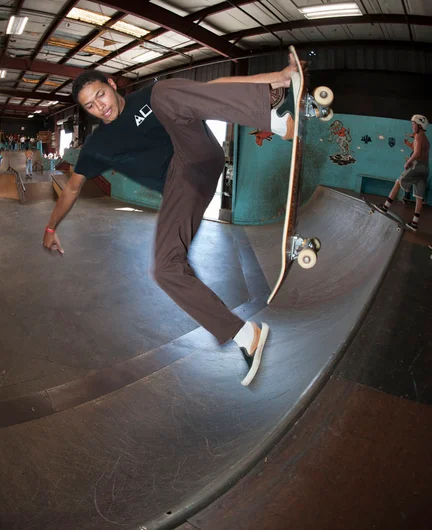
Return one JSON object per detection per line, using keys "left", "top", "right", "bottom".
{"left": 43, "top": 171, "right": 86, "bottom": 254}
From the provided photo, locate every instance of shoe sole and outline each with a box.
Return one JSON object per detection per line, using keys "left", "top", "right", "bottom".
{"left": 241, "top": 323, "right": 270, "bottom": 387}
{"left": 405, "top": 224, "right": 417, "bottom": 232}
{"left": 372, "top": 204, "right": 387, "bottom": 215}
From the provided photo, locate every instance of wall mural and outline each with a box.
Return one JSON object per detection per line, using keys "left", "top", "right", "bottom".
{"left": 250, "top": 128, "right": 274, "bottom": 147}
{"left": 328, "top": 120, "right": 356, "bottom": 165}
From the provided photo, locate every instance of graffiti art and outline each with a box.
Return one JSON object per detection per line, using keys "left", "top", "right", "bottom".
{"left": 328, "top": 120, "right": 356, "bottom": 165}
{"left": 249, "top": 129, "right": 274, "bottom": 147}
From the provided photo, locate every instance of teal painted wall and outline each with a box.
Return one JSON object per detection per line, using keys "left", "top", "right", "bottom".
{"left": 69, "top": 114, "right": 431, "bottom": 222}
{"left": 233, "top": 126, "right": 292, "bottom": 225}
{"left": 302, "top": 113, "right": 432, "bottom": 204}
{"left": 101, "top": 169, "right": 162, "bottom": 210}
{"left": 234, "top": 113, "right": 432, "bottom": 225}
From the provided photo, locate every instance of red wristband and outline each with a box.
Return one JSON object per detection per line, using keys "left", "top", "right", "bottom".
{"left": 45, "top": 227, "right": 55, "bottom": 234}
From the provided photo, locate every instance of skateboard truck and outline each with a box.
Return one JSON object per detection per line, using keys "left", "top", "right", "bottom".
{"left": 305, "top": 86, "right": 334, "bottom": 122}
{"left": 288, "top": 235, "right": 321, "bottom": 269}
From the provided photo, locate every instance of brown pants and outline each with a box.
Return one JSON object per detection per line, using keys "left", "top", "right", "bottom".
{"left": 150, "top": 79, "right": 271, "bottom": 343}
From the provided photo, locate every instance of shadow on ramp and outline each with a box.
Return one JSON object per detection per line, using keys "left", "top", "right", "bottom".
{"left": 0, "top": 187, "right": 402, "bottom": 530}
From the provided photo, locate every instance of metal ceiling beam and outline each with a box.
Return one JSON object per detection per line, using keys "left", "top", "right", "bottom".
{"left": 0, "top": 104, "right": 50, "bottom": 113}
{"left": 97, "top": 0, "right": 243, "bottom": 58}
{"left": 30, "top": 0, "right": 80, "bottom": 61}
{"left": 0, "top": 0, "right": 26, "bottom": 61}
{"left": 6, "top": 0, "right": 79, "bottom": 107}
{"left": 127, "top": 39, "right": 432, "bottom": 86}
{"left": 0, "top": 57, "right": 88, "bottom": 79}
{"left": 0, "top": 57, "right": 130, "bottom": 86}
{"left": 91, "top": 0, "right": 256, "bottom": 71}
{"left": 0, "top": 88, "right": 72, "bottom": 103}
{"left": 122, "top": 13, "right": 432, "bottom": 75}
{"left": 224, "top": 14, "right": 432, "bottom": 41}
{"left": 59, "top": 10, "right": 127, "bottom": 65}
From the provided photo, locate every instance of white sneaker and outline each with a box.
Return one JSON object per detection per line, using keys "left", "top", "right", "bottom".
{"left": 240, "top": 322, "right": 270, "bottom": 387}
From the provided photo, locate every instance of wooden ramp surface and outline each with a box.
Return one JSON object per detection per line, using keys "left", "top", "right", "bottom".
{"left": 0, "top": 173, "right": 19, "bottom": 200}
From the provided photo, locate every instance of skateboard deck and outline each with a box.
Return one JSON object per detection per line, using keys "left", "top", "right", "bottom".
{"left": 362, "top": 197, "right": 404, "bottom": 231}
{"left": 267, "top": 46, "right": 333, "bottom": 304}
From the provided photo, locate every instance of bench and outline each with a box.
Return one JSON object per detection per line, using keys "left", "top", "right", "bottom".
{"left": 356, "top": 173, "right": 430, "bottom": 203}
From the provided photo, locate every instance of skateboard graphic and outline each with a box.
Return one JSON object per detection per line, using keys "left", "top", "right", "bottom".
{"left": 267, "top": 46, "right": 334, "bottom": 305}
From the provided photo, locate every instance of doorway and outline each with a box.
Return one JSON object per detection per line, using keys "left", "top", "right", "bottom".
{"left": 204, "top": 120, "right": 227, "bottom": 221}
{"left": 59, "top": 129, "right": 73, "bottom": 157}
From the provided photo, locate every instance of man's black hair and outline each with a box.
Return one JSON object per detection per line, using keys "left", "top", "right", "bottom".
{"left": 72, "top": 71, "right": 111, "bottom": 103}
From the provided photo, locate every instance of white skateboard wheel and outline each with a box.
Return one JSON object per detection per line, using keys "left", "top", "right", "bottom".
{"left": 319, "top": 108, "right": 334, "bottom": 122}
{"left": 314, "top": 86, "right": 334, "bottom": 106}
{"left": 298, "top": 249, "right": 317, "bottom": 269}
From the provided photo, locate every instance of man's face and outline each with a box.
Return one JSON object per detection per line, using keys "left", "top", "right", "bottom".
{"left": 78, "top": 78, "right": 123, "bottom": 124}
{"left": 412, "top": 122, "right": 419, "bottom": 134}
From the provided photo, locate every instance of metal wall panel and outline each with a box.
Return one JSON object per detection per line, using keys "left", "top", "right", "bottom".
{"left": 248, "top": 44, "right": 432, "bottom": 74}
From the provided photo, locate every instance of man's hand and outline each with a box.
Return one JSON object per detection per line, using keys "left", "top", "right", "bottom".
{"left": 43, "top": 230, "right": 64, "bottom": 255}
{"left": 404, "top": 161, "right": 411, "bottom": 170}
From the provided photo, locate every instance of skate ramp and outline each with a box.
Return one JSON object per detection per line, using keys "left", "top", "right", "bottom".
{"left": 0, "top": 187, "right": 402, "bottom": 530}
{"left": 0, "top": 173, "right": 19, "bottom": 200}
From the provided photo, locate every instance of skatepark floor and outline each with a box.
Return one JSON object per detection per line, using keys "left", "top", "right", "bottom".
{"left": 179, "top": 214, "right": 432, "bottom": 530}
{"left": 1, "top": 187, "right": 431, "bottom": 530}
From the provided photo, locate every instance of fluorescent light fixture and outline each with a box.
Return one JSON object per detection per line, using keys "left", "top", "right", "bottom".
{"left": 28, "top": 115, "right": 34, "bottom": 118}
{"left": 299, "top": 2, "right": 362, "bottom": 19}
{"left": 6, "top": 15, "right": 29, "bottom": 35}
{"left": 132, "top": 50, "right": 163, "bottom": 63}
{"left": 0, "top": 70, "right": 6, "bottom": 78}
{"left": 67, "top": 7, "right": 109, "bottom": 26}
{"left": 111, "top": 21, "right": 149, "bottom": 38}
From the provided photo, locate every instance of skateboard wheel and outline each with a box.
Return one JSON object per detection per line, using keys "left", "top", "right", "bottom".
{"left": 310, "top": 237, "right": 321, "bottom": 251}
{"left": 319, "top": 108, "right": 334, "bottom": 122}
{"left": 298, "top": 249, "right": 317, "bottom": 269}
{"left": 313, "top": 86, "right": 334, "bottom": 106}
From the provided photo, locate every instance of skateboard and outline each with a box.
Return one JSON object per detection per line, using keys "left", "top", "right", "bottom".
{"left": 267, "top": 46, "right": 334, "bottom": 305}
{"left": 362, "top": 197, "right": 404, "bottom": 231}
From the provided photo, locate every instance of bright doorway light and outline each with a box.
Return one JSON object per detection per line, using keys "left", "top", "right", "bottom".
{"left": 204, "top": 120, "right": 227, "bottom": 221}
{"left": 60, "top": 129, "right": 73, "bottom": 157}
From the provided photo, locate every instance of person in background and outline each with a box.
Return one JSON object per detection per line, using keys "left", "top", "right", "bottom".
{"left": 25, "top": 147, "right": 33, "bottom": 178}
{"left": 374, "top": 115, "right": 430, "bottom": 232}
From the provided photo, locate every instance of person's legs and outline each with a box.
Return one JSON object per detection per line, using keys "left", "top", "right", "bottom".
{"left": 152, "top": 78, "right": 272, "bottom": 148}
{"left": 374, "top": 180, "right": 401, "bottom": 214}
{"left": 153, "top": 150, "right": 245, "bottom": 344}
{"left": 151, "top": 82, "right": 269, "bottom": 381}
{"left": 406, "top": 179, "right": 426, "bottom": 232}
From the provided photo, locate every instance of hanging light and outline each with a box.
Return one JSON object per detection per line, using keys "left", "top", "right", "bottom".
{"left": 6, "top": 16, "right": 29, "bottom": 35}
{"left": 299, "top": 3, "right": 362, "bottom": 20}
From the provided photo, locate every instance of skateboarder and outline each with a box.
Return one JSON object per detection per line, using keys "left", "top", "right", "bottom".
{"left": 25, "top": 148, "right": 33, "bottom": 178}
{"left": 374, "top": 115, "right": 430, "bottom": 232}
{"left": 42, "top": 55, "right": 301, "bottom": 385}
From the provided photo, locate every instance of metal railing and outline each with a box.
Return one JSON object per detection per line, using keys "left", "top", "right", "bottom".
{"left": 7, "top": 163, "right": 26, "bottom": 204}
{"left": 32, "top": 161, "right": 43, "bottom": 174}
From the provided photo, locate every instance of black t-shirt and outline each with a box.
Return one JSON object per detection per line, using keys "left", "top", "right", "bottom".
{"left": 74, "top": 85, "right": 174, "bottom": 193}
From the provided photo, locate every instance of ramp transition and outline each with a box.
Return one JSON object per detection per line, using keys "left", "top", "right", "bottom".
{"left": 0, "top": 187, "right": 402, "bottom": 530}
